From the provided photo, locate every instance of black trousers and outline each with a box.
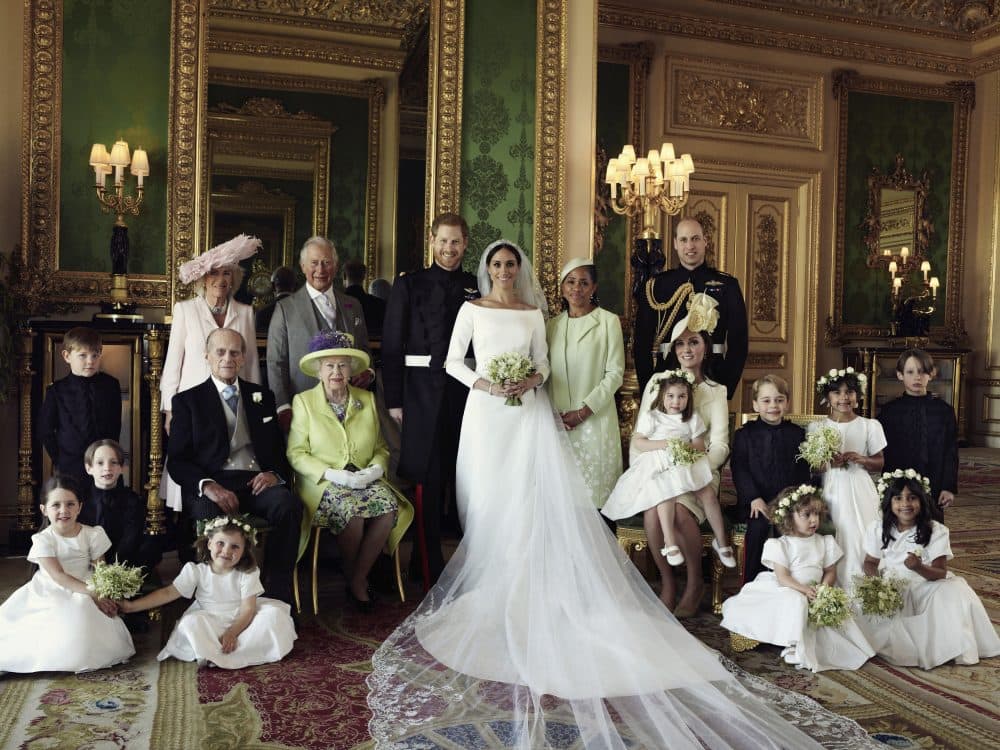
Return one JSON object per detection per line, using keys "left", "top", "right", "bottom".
{"left": 742, "top": 514, "right": 774, "bottom": 584}
{"left": 187, "top": 470, "right": 302, "bottom": 605}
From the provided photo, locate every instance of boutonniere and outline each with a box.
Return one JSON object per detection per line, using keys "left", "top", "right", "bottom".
{"left": 252, "top": 391, "right": 263, "bottom": 404}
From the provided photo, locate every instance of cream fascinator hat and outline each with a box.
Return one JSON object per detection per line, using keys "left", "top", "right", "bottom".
{"left": 178, "top": 234, "right": 261, "bottom": 284}
{"left": 559, "top": 257, "right": 595, "bottom": 284}
{"left": 668, "top": 292, "right": 720, "bottom": 345}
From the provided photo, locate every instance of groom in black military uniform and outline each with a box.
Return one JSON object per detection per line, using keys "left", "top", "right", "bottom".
{"left": 382, "top": 213, "right": 479, "bottom": 585}
{"left": 634, "top": 217, "right": 749, "bottom": 399}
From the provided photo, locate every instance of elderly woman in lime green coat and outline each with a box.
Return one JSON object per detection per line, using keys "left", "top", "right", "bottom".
{"left": 286, "top": 331, "right": 412, "bottom": 608}
{"left": 545, "top": 259, "right": 625, "bottom": 509}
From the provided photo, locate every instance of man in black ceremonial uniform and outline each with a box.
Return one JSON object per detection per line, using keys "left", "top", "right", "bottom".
{"left": 382, "top": 212, "right": 480, "bottom": 585}
{"left": 634, "top": 217, "right": 748, "bottom": 399}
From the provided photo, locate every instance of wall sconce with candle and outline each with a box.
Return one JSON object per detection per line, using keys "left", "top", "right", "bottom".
{"left": 89, "top": 138, "right": 149, "bottom": 321}
{"left": 604, "top": 143, "right": 695, "bottom": 300}
{"left": 884, "top": 244, "right": 939, "bottom": 339}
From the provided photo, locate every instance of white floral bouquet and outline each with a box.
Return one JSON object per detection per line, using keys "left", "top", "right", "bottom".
{"left": 852, "top": 574, "right": 905, "bottom": 619}
{"left": 807, "top": 584, "right": 851, "bottom": 628}
{"left": 797, "top": 427, "right": 841, "bottom": 469}
{"left": 486, "top": 352, "right": 536, "bottom": 406}
{"left": 665, "top": 438, "right": 706, "bottom": 467}
{"left": 88, "top": 560, "right": 146, "bottom": 600}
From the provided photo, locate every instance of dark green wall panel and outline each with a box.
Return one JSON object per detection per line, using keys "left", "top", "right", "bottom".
{"left": 460, "top": 0, "right": 536, "bottom": 270}
{"left": 59, "top": 0, "right": 171, "bottom": 275}
{"left": 594, "top": 61, "right": 630, "bottom": 316}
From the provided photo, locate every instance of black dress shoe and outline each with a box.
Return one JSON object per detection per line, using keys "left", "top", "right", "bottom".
{"left": 345, "top": 585, "right": 375, "bottom": 613}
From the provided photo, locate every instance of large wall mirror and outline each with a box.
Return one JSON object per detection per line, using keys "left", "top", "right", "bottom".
{"left": 19, "top": 2, "right": 433, "bottom": 312}
{"left": 828, "top": 69, "right": 973, "bottom": 344}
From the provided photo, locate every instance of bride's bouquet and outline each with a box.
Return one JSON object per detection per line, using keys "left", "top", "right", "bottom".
{"left": 797, "top": 427, "right": 841, "bottom": 470}
{"left": 807, "top": 584, "right": 851, "bottom": 628}
{"left": 852, "top": 574, "right": 905, "bottom": 619}
{"left": 665, "top": 438, "right": 706, "bottom": 467}
{"left": 486, "top": 352, "right": 536, "bottom": 406}
{"left": 88, "top": 560, "right": 146, "bottom": 600}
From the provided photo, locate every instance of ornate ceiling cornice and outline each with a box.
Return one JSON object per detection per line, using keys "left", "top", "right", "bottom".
{"left": 207, "top": 0, "right": 428, "bottom": 41}
{"left": 710, "top": 0, "right": 1000, "bottom": 38}
{"left": 208, "top": 29, "right": 407, "bottom": 70}
{"left": 599, "top": 3, "right": 977, "bottom": 76}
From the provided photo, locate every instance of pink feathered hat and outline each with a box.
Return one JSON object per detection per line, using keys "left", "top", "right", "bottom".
{"left": 178, "top": 234, "right": 262, "bottom": 284}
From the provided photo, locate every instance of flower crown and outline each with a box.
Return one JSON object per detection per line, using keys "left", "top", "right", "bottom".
{"left": 648, "top": 368, "right": 696, "bottom": 396}
{"left": 875, "top": 469, "right": 931, "bottom": 498}
{"left": 202, "top": 515, "right": 258, "bottom": 546}
{"left": 815, "top": 367, "right": 867, "bottom": 399}
{"left": 772, "top": 484, "right": 821, "bottom": 524}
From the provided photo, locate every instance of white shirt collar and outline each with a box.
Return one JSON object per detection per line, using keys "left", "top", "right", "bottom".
{"left": 306, "top": 283, "right": 333, "bottom": 301}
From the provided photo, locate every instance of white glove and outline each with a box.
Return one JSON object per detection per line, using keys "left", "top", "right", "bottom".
{"left": 354, "top": 464, "right": 385, "bottom": 487}
{"left": 324, "top": 468, "right": 364, "bottom": 488}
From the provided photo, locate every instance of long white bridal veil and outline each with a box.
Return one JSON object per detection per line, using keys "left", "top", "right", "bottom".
{"left": 476, "top": 239, "right": 549, "bottom": 315}
{"left": 367, "top": 270, "right": 877, "bottom": 750}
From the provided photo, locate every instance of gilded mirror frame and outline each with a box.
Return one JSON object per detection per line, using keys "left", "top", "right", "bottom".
{"left": 18, "top": 0, "right": 202, "bottom": 311}
{"left": 861, "top": 154, "right": 932, "bottom": 269}
{"left": 208, "top": 182, "right": 296, "bottom": 275}
{"left": 194, "top": 107, "right": 334, "bottom": 301}
{"left": 203, "top": 69, "right": 384, "bottom": 293}
{"left": 829, "top": 69, "right": 973, "bottom": 343}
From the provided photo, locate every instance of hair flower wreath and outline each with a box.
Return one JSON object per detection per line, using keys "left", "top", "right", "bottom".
{"left": 202, "top": 515, "right": 258, "bottom": 546}
{"left": 815, "top": 366, "right": 868, "bottom": 400}
{"left": 645, "top": 367, "right": 696, "bottom": 397}
{"left": 772, "top": 484, "right": 820, "bottom": 523}
{"left": 875, "top": 468, "right": 931, "bottom": 497}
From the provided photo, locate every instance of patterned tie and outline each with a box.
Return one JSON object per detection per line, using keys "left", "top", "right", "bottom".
{"left": 222, "top": 384, "right": 239, "bottom": 414}
{"left": 315, "top": 293, "right": 337, "bottom": 329}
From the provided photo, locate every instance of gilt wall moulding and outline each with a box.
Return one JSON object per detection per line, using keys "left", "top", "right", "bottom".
{"left": 666, "top": 58, "right": 822, "bottom": 151}
{"left": 599, "top": 3, "right": 971, "bottom": 77}
{"left": 208, "top": 29, "right": 407, "bottom": 71}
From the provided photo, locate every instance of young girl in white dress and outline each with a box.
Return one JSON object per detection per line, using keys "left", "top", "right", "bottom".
{"left": 0, "top": 476, "right": 135, "bottom": 674}
{"left": 720, "top": 485, "right": 874, "bottom": 673}
{"left": 120, "top": 516, "right": 296, "bottom": 669}
{"left": 857, "top": 471, "right": 1000, "bottom": 669}
{"left": 809, "top": 368, "right": 885, "bottom": 585}
{"left": 602, "top": 369, "right": 734, "bottom": 568}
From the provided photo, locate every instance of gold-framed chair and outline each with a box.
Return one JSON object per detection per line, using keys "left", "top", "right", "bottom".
{"left": 293, "top": 527, "right": 405, "bottom": 614}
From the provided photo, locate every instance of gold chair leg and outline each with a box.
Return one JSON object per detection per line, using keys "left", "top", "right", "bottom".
{"left": 730, "top": 632, "right": 760, "bottom": 652}
{"left": 394, "top": 546, "right": 405, "bottom": 603}
{"left": 711, "top": 557, "right": 724, "bottom": 615}
{"left": 311, "top": 525, "right": 321, "bottom": 615}
{"left": 293, "top": 562, "right": 301, "bottom": 614}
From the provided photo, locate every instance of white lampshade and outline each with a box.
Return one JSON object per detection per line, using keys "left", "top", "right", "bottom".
{"left": 660, "top": 142, "right": 675, "bottom": 161}
{"left": 632, "top": 158, "right": 650, "bottom": 178}
{"left": 920, "top": 260, "right": 931, "bottom": 272}
{"left": 109, "top": 139, "right": 131, "bottom": 168}
{"left": 89, "top": 143, "right": 110, "bottom": 167}
{"left": 647, "top": 149, "right": 660, "bottom": 167}
{"left": 929, "top": 277, "right": 940, "bottom": 288}
{"left": 681, "top": 154, "right": 695, "bottom": 173}
{"left": 130, "top": 147, "right": 150, "bottom": 176}
{"left": 620, "top": 145, "right": 636, "bottom": 164}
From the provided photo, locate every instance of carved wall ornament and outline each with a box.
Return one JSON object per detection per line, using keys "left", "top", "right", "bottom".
{"left": 208, "top": 29, "right": 407, "bottom": 71}
{"left": 752, "top": 213, "right": 779, "bottom": 323}
{"left": 746, "top": 352, "right": 786, "bottom": 370}
{"left": 208, "top": 0, "right": 429, "bottom": 39}
{"left": 212, "top": 98, "right": 321, "bottom": 120}
{"left": 599, "top": 4, "right": 973, "bottom": 77}
{"left": 666, "top": 58, "right": 822, "bottom": 150}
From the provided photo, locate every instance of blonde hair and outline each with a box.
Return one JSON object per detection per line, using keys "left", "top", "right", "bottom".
{"left": 752, "top": 374, "right": 790, "bottom": 400}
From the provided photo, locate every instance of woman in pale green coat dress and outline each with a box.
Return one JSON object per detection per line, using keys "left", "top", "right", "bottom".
{"left": 545, "top": 259, "right": 624, "bottom": 509}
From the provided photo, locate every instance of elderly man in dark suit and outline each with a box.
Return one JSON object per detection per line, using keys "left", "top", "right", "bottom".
{"left": 168, "top": 327, "right": 302, "bottom": 605}
{"left": 382, "top": 212, "right": 479, "bottom": 585}
{"left": 267, "top": 236, "right": 371, "bottom": 432}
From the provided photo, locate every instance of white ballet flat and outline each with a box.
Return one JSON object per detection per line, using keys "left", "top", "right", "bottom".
{"left": 660, "top": 545, "right": 685, "bottom": 566}
{"left": 712, "top": 539, "right": 737, "bottom": 569}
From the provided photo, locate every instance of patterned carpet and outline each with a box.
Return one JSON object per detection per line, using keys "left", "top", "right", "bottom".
{"left": 0, "top": 449, "right": 997, "bottom": 749}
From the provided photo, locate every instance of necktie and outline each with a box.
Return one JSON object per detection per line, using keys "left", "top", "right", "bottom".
{"left": 222, "top": 384, "right": 239, "bottom": 414}
{"left": 316, "top": 293, "right": 337, "bottom": 329}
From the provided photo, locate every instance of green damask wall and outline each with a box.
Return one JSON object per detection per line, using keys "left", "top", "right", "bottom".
{"left": 459, "top": 0, "right": 537, "bottom": 270}
{"left": 594, "top": 61, "right": 629, "bottom": 316}
{"left": 207, "top": 85, "right": 371, "bottom": 268}
{"left": 59, "top": 0, "right": 171, "bottom": 275}
{"left": 843, "top": 92, "right": 953, "bottom": 326}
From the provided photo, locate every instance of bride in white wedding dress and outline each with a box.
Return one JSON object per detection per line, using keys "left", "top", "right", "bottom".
{"left": 367, "top": 241, "right": 877, "bottom": 749}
